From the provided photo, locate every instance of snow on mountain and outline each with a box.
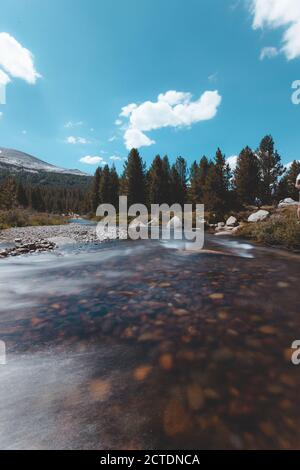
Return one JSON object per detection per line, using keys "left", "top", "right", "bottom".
{"left": 0, "top": 147, "right": 88, "bottom": 176}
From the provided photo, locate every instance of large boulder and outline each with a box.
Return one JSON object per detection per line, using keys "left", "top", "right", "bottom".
{"left": 248, "top": 210, "right": 270, "bottom": 223}
{"left": 278, "top": 198, "right": 298, "bottom": 208}
{"left": 226, "top": 216, "right": 238, "bottom": 227}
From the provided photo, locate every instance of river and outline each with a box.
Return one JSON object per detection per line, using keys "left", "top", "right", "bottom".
{"left": 0, "top": 231, "right": 299, "bottom": 449}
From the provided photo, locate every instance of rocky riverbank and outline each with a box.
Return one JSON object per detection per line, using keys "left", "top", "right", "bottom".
{"left": 0, "top": 222, "right": 126, "bottom": 258}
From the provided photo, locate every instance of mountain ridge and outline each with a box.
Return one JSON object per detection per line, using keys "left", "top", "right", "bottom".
{"left": 0, "top": 147, "right": 88, "bottom": 177}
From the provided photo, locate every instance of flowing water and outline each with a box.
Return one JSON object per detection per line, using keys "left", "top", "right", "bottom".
{"left": 0, "top": 232, "right": 299, "bottom": 449}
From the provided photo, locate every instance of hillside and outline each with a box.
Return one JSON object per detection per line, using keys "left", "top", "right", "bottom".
{"left": 0, "top": 147, "right": 92, "bottom": 187}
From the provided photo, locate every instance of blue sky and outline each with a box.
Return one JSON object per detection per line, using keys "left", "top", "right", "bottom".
{"left": 0, "top": 0, "right": 299, "bottom": 174}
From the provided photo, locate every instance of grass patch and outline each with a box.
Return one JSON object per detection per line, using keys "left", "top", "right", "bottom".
{"left": 237, "top": 207, "right": 300, "bottom": 250}
{"left": 0, "top": 209, "right": 67, "bottom": 229}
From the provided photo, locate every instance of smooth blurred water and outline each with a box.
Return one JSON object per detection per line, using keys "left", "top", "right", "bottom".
{"left": 0, "top": 236, "right": 299, "bottom": 449}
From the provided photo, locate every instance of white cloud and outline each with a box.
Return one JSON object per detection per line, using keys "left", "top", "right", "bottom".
{"left": 0, "top": 112, "right": 3, "bottom": 118}
{"left": 109, "top": 155, "right": 122, "bottom": 161}
{"left": 250, "top": 0, "right": 300, "bottom": 60}
{"left": 0, "top": 33, "right": 40, "bottom": 83}
{"left": 157, "top": 90, "right": 192, "bottom": 105}
{"left": 21, "top": 130, "right": 27, "bottom": 135}
{"left": 115, "top": 119, "right": 122, "bottom": 126}
{"left": 79, "top": 155, "right": 106, "bottom": 165}
{"left": 226, "top": 155, "right": 238, "bottom": 171}
{"left": 109, "top": 136, "right": 117, "bottom": 142}
{"left": 65, "top": 136, "right": 90, "bottom": 144}
{"left": 120, "top": 89, "right": 222, "bottom": 150}
{"left": 124, "top": 128, "right": 155, "bottom": 150}
{"left": 120, "top": 103, "right": 137, "bottom": 117}
{"left": 64, "top": 121, "right": 83, "bottom": 128}
{"left": 260, "top": 46, "right": 279, "bottom": 60}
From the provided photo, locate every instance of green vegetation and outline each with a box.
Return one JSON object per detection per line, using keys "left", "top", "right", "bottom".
{"left": 237, "top": 208, "right": 300, "bottom": 250}
{"left": 0, "top": 209, "right": 66, "bottom": 230}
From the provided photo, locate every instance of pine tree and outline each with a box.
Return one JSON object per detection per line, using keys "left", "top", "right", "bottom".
{"left": 122, "top": 148, "right": 146, "bottom": 205}
{"left": 148, "top": 155, "right": 166, "bottom": 204}
{"left": 0, "top": 177, "right": 18, "bottom": 210}
{"left": 99, "top": 165, "right": 111, "bottom": 204}
{"left": 161, "top": 155, "right": 171, "bottom": 204}
{"left": 277, "top": 160, "right": 300, "bottom": 201}
{"left": 189, "top": 161, "right": 201, "bottom": 205}
{"left": 234, "top": 146, "right": 260, "bottom": 205}
{"left": 91, "top": 167, "right": 102, "bottom": 212}
{"left": 203, "top": 149, "right": 230, "bottom": 216}
{"left": 17, "top": 181, "right": 28, "bottom": 207}
{"left": 199, "top": 156, "right": 210, "bottom": 189}
{"left": 256, "top": 135, "right": 285, "bottom": 204}
{"left": 170, "top": 156, "right": 188, "bottom": 206}
{"left": 110, "top": 165, "right": 120, "bottom": 208}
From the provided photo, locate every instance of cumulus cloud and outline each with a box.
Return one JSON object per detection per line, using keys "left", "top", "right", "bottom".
{"left": 0, "top": 32, "right": 41, "bottom": 83}
{"left": 260, "top": 46, "right": 279, "bottom": 60}
{"left": 65, "top": 136, "right": 90, "bottom": 144}
{"left": 79, "top": 155, "right": 106, "bottom": 165}
{"left": 124, "top": 128, "right": 155, "bottom": 150}
{"left": 120, "top": 89, "right": 222, "bottom": 150}
{"left": 109, "top": 155, "right": 122, "bottom": 161}
{"left": 250, "top": 0, "right": 300, "bottom": 60}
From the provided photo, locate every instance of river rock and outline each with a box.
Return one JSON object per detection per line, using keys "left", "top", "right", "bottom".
{"left": 278, "top": 198, "right": 298, "bottom": 208}
{"left": 247, "top": 210, "right": 270, "bottom": 223}
{"left": 226, "top": 216, "right": 238, "bottom": 227}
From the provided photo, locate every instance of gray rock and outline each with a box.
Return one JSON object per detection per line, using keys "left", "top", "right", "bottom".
{"left": 226, "top": 216, "right": 238, "bottom": 227}
{"left": 278, "top": 198, "right": 298, "bottom": 208}
{"left": 248, "top": 209, "right": 270, "bottom": 223}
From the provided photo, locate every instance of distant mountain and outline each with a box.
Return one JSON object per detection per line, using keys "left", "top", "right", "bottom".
{"left": 0, "top": 147, "right": 88, "bottom": 176}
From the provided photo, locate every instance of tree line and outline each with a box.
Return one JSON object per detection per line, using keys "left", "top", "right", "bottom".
{"left": 0, "top": 177, "right": 90, "bottom": 213}
{"left": 91, "top": 135, "right": 300, "bottom": 218}
{"left": 1, "top": 134, "right": 299, "bottom": 217}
